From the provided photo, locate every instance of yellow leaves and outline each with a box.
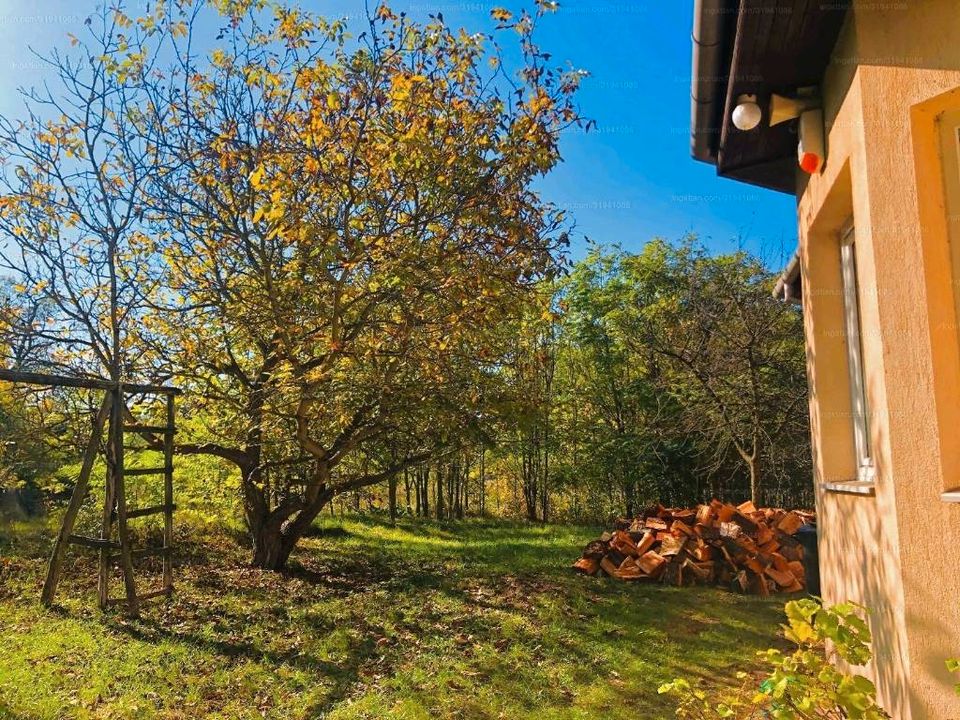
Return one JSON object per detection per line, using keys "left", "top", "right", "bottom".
{"left": 529, "top": 90, "right": 554, "bottom": 115}
{"left": 252, "top": 206, "right": 265, "bottom": 224}
{"left": 389, "top": 73, "right": 427, "bottom": 103}
{"left": 376, "top": 4, "right": 396, "bottom": 22}
{"left": 138, "top": 14, "right": 156, "bottom": 33}
{"left": 211, "top": 48, "right": 230, "bottom": 68}
{"left": 491, "top": 8, "right": 513, "bottom": 22}
{"left": 67, "top": 33, "right": 79, "bottom": 47}
{"left": 326, "top": 92, "right": 341, "bottom": 110}
{"left": 114, "top": 10, "right": 133, "bottom": 29}
{"left": 170, "top": 21, "right": 189, "bottom": 39}
{"left": 249, "top": 165, "right": 265, "bottom": 189}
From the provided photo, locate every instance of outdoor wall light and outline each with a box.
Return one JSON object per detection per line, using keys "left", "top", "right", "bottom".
{"left": 732, "top": 94, "right": 762, "bottom": 131}
{"left": 731, "top": 89, "right": 822, "bottom": 132}
{"left": 769, "top": 90, "right": 820, "bottom": 127}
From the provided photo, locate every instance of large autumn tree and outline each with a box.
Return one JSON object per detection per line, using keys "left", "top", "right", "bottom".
{"left": 131, "top": 0, "right": 585, "bottom": 567}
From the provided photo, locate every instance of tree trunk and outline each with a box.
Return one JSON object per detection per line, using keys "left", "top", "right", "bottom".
{"left": 419, "top": 469, "right": 429, "bottom": 517}
{"left": 388, "top": 475, "right": 398, "bottom": 524}
{"left": 479, "top": 449, "right": 486, "bottom": 516}
{"left": 251, "top": 525, "right": 295, "bottom": 571}
{"left": 247, "top": 472, "right": 335, "bottom": 571}
{"left": 435, "top": 465, "right": 445, "bottom": 520}
{"left": 748, "top": 453, "right": 761, "bottom": 506}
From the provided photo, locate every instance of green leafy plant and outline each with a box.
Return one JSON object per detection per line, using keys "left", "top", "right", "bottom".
{"left": 947, "top": 658, "right": 960, "bottom": 695}
{"left": 659, "top": 598, "right": 890, "bottom": 719}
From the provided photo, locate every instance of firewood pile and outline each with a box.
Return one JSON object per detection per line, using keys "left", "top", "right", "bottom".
{"left": 572, "top": 500, "right": 815, "bottom": 595}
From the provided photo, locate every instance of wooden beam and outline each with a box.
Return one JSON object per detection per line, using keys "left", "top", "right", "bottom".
{"left": 0, "top": 368, "right": 180, "bottom": 395}
{"left": 41, "top": 397, "right": 111, "bottom": 606}
{"left": 67, "top": 534, "right": 120, "bottom": 550}
{"left": 126, "top": 503, "right": 176, "bottom": 519}
{"left": 163, "top": 394, "right": 175, "bottom": 594}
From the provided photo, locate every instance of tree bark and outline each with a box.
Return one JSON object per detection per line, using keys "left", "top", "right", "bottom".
{"left": 388, "top": 474, "right": 398, "bottom": 524}
{"left": 748, "top": 453, "right": 761, "bottom": 506}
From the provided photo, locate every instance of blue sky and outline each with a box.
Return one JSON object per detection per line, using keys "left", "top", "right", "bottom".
{"left": 0, "top": 0, "right": 798, "bottom": 265}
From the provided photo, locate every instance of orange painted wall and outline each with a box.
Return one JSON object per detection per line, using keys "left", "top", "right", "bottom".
{"left": 797, "top": 3, "right": 960, "bottom": 717}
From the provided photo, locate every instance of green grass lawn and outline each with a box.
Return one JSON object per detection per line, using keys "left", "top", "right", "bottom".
{"left": 0, "top": 515, "right": 788, "bottom": 720}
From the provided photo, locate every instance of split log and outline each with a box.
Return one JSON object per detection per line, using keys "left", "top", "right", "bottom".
{"left": 573, "top": 557, "right": 600, "bottom": 575}
{"left": 637, "top": 550, "right": 666, "bottom": 576}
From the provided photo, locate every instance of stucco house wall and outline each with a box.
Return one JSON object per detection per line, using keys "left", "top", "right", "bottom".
{"left": 797, "top": 3, "right": 960, "bottom": 717}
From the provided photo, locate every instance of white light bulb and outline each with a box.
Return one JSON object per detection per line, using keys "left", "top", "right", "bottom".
{"left": 732, "top": 101, "right": 762, "bottom": 131}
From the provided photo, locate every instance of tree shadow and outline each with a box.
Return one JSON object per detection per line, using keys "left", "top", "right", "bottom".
{"left": 105, "top": 613, "right": 377, "bottom": 715}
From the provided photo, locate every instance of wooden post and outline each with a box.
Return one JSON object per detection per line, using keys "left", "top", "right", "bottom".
{"left": 41, "top": 396, "right": 110, "bottom": 606}
{"left": 162, "top": 393, "right": 175, "bottom": 593}
{"left": 112, "top": 384, "right": 139, "bottom": 616}
{"left": 98, "top": 414, "right": 118, "bottom": 611}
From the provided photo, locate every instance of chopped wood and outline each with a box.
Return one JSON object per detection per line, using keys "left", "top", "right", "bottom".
{"left": 777, "top": 511, "right": 805, "bottom": 536}
{"left": 637, "top": 550, "right": 666, "bottom": 575}
{"left": 635, "top": 532, "right": 656, "bottom": 556}
{"left": 692, "top": 540, "right": 713, "bottom": 562}
{"left": 764, "top": 566, "right": 797, "bottom": 588}
{"left": 731, "top": 512, "right": 758, "bottom": 535}
{"left": 659, "top": 534, "right": 687, "bottom": 557}
{"left": 719, "top": 521, "right": 742, "bottom": 539}
{"left": 755, "top": 524, "right": 775, "bottom": 545}
{"left": 716, "top": 503, "right": 737, "bottom": 523}
{"left": 610, "top": 531, "right": 639, "bottom": 558}
{"left": 662, "top": 560, "right": 683, "bottom": 586}
{"left": 737, "top": 500, "right": 758, "bottom": 514}
{"left": 644, "top": 517, "right": 668, "bottom": 531}
{"left": 571, "top": 499, "right": 814, "bottom": 595}
{"left": 582, "top": 540, "right": 608, "bottom": 560}
{"left": 572, "top": 557, "right": 600, "bottom": 575}
{"left": 771, "top": 553, "right": 791, "bottom": 573}
{"left": 788, "top": 560, "right": 805, "bottom": 581}
{"left": 599, "top": 556, "right": 620, "bottom": 577}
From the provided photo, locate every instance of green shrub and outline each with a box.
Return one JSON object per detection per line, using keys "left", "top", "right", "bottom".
{"left": 659, "top": 598, "right": 890, "bottom": 719}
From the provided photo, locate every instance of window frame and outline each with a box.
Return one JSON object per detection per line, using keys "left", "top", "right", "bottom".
{"left": 839, "top": 224, "right": 876, "bottom": 485}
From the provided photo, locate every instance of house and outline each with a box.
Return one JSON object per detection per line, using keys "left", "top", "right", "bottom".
{"left": 690, "top": 1, "right": 960, "bottom": 717}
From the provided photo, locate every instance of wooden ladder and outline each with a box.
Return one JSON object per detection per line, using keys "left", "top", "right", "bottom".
{"left": 41, "top": 384, "right": 177, "bottom": 617}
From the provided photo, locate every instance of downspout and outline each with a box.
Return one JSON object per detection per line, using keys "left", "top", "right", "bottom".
{"left": 773, "top": 248, "right": 802, "bottom": 304}
{"left": 690, "top": 0, "right": 728, "bottom": 163}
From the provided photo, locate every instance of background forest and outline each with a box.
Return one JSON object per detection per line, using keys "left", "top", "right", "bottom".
{"left": 1, "top": 238, "right": 810, "bottom": 525}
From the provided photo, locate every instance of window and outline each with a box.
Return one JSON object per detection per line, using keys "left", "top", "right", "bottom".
{"left": 938, "top": 110, "right": 960, "bottom": 336}
{"left": 936, "top": 108, "right": 960, "bottom": 501}
{"left": 840, "top": 225, "right": 875, "bottom": 484}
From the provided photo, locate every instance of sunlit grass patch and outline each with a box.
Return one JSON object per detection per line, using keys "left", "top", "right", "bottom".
{"left": 0, "top": 515, "right": 785, "bottom": 719}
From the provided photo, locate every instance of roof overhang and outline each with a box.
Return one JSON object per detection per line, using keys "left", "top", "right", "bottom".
{"left": 773, "top": 248, "right": 802, "bottom": 305}
{"left": 690, "top": 0, "right": 848, "bottom": 194}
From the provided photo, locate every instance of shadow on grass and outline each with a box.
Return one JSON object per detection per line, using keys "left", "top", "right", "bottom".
{"left": 3, "top": 515, "right": 788, "bottom": 719}
{"left": 107, "top": 611, "right": 377, "bottom": 716}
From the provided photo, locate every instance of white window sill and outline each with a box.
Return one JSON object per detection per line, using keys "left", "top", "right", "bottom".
{"left": 821, "top": 480, "right": 876, "bottom": 496}
{"left": 941, "top": 489, "right": 960, "bottom": 503}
